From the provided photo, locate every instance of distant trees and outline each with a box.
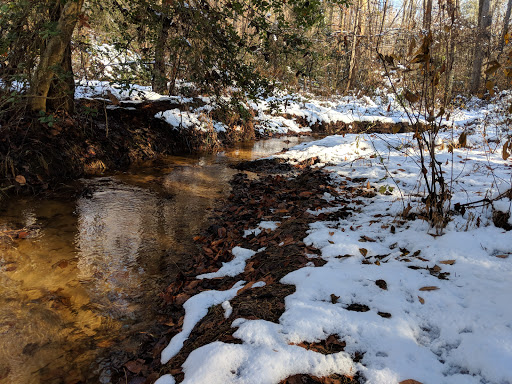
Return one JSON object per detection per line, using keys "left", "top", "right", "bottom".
{"left": 2, "top": 0, "right": 350, "bottom": 115}
{"left": 2, "top": 0, "right": 512, "bottom": 119}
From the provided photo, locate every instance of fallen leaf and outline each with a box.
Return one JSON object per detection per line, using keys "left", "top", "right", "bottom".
{"left": 174, "top": 293, "right": 191, "bottom": 305}
{"left": 237, "top": 281, "right": 255, "bottom": 295}
{"left": 419, "top": 286, "right": 439, "bottom": 291}
{"left": 359, "top": 248, "right": 368, "bottom": 257}
{"left": 15, "top": 175, "right": 26, "bottom": 185}
{"left": 496, "top": 254, "right": 509, "bottom": 259}
{"left": 399, "top": 380, "right": 423, "bottom": 384}
{"left": 124, "top": 359, "right": 145, "bottom": 374}
{"left": 217, "top": 227, "right": 227, "bottom": 238}
{"left": 97, "top": 340, "right": 114, "bottom": 348}
{"left": 439, "top": 260, "right": 455, "bottom": 265}
{"left": 418, "top": 296, "right": 425, "bottom": 304}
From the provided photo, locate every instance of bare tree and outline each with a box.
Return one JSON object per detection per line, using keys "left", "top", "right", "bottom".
{"left": 423, "top": 0, "right": 433, "bottom": 31}
{"left": 470, "top": 0, "right": 493, "bottom": 93}
{"left": 444, "top": 0, "right": 460, "bottom": 105}
{"left": 346, "top": 0, "right": 361, "bottom": 92}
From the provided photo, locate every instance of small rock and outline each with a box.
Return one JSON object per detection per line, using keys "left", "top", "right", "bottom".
{"left": 375, "top": 279, "right": 387, "bottom": 290}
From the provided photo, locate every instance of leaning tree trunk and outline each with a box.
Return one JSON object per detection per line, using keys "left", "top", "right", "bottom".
{"left": 470, "top": 0, "right": 492, "bottom": 94}
{"left": 47, "top": 44, "right": 75, "bottom": 113}
{"left": 30, "top": 0, "right": 84, "bottom": 113}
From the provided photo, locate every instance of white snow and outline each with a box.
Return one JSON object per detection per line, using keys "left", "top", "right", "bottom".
{"left": 181, "top": 319, "right": 355, "bottom": 384}
{"left": 243, "top": 220, "right": 280, "bottom": 237}
{"left": 196, "top": 247, "right": 257, "bottom": 279}
{"left": 155, "top": 109, "right": 201, "bottom": 130}
{"left": 222, "top": 300, "right": 233, "bottom": 319}
{"left": 154, "top": 374, "right": 175, "bottom": 384}
{"left": 161, "top": 280, "right": 245, "bottom": 364}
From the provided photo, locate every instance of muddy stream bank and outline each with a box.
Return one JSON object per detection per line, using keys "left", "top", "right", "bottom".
{"left": 0, "top": 136, "right": 314, "bottom": 384}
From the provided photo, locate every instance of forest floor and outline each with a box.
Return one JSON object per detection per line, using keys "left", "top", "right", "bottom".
{"left": 117, "top": 146, "right": 512, "bottom": 384}
{"left": 82, "top": 84, "right": 512, "bottom": 384}
{"left": 2, "top": 82, "right": 512, "bottom": 383}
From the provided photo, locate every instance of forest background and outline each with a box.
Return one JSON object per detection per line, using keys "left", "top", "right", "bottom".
{"left": 1, "top": 0, "right": 511, "bottom": 116}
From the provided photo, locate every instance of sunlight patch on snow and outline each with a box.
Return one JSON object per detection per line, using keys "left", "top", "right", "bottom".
{"left": 180, "top": 320, "right": 355, "bottom": 384}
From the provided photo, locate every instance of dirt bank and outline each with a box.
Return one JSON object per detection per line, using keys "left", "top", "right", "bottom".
{"left": 0, "top": 98, "right": 257, "bottom": 198}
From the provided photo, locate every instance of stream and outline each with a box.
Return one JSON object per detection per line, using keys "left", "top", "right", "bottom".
{"left": 0, "top": 136, "right": 313, "bottom": 384}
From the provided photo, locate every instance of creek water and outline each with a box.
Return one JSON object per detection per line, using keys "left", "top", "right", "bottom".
{"left": 0, "top": 136, "right": 313, "bottom": 384}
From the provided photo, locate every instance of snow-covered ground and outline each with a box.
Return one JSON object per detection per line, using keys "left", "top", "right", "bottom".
{"left": 150, "top": 89, "right": 511, "bottom": 384}
{"left": 74, "top": 80, "right": 511, "bottom": 139}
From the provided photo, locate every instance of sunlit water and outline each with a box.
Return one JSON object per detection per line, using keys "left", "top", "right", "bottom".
{"left": 0, "top": 136, "right": 312, "bottom": 384}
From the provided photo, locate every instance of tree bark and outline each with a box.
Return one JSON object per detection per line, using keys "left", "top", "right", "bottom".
{"left": 470, "top": 0, "right": 492, "bottom": 93}
{"left": 47, "top": 44, "right": 75, "bottom": 113}
{"left": 423, "top": 0, "right": 432, "bottom": 31}
{"left": 30, "top": 0, "right": 84, "bottom": 113}
{"left": 345, "top": 1, "right": 360, "bottom": 92}
{"left": 443, "top": 0, "right": 458, "bottom": 106}
{"left": 152, "top": 16, "right": 170, "bottom": 94}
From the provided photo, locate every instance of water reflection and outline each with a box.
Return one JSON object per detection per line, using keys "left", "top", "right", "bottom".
{"left": 76, "top": 182, "right": 158, "bottom": 319}
{"left": 0, "top": 136, "right": 314, "bottom": 383}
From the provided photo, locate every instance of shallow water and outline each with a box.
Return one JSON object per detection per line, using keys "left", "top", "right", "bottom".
{"left": 0, "top": 136, "right": 312, "bottom": 384}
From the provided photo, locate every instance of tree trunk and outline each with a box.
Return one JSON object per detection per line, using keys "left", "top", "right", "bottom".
{"left": 47, "top": 44, "right": 75, "bottom": 113}
{"left": 423, "top": 0, "right": 432, "bottom": 31}
{"left": 30, "top": 0, "right": 84, "bottom": 113}
{"left": 470, "top": 0, "right": 492, "bottom": 93}
{"left": 444, "top": 0, "right": 458, "bottom": 106}
{"left": 345, "top": 1, "right": 360, "bottom": 92}
{"left": 153, "top": 16, "right": 169, "bottom": 94}
{"left": 499, "top": 0, "right": 512, "bottom": 52}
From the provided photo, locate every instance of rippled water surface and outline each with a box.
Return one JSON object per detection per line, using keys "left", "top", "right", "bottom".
{"left": 0, "top": 137, "right": 312, "bottom": 384}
